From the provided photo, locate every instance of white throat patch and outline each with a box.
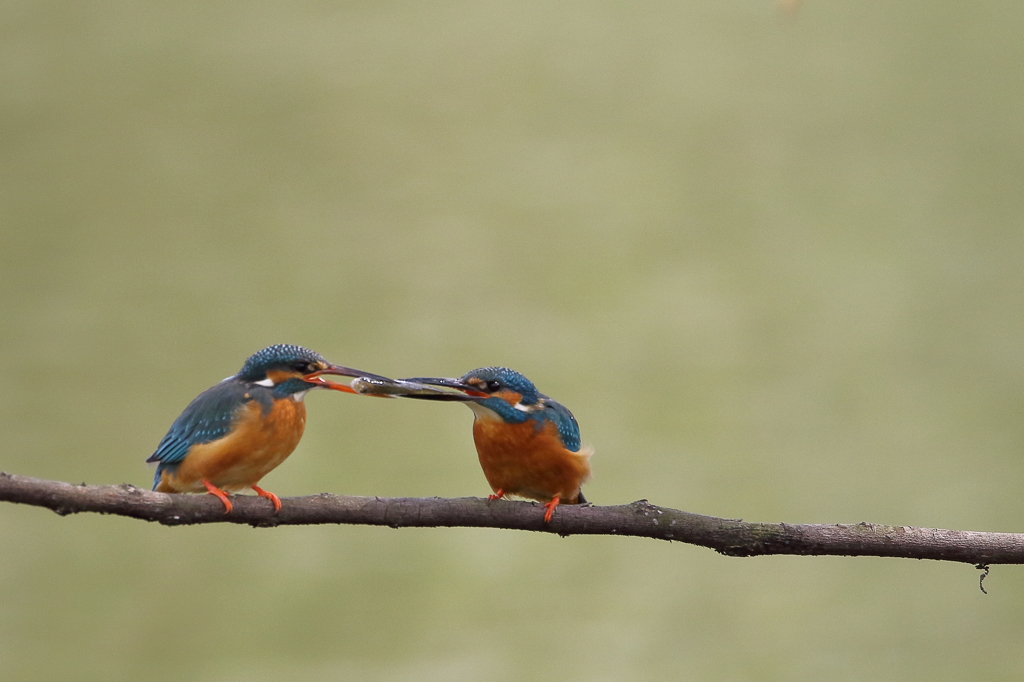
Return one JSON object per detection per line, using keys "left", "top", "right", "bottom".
{"left": 467, "top": 401, "right": 502, "bottom": 421}
{"left": 254, "top": 378, "right": 275, "bottom": 387}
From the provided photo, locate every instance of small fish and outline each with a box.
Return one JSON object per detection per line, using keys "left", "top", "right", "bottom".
{"left": 350, "top": 376, "right": 480, "bottom": 401}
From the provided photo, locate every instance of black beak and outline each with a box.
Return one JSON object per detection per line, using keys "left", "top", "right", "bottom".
{"left": 353, "top": 376, "right": 483, "bottom": 400}
{"left": 394, "top": 377, "right": 488, "bottom": 400}
{"left": 303, "top": 364, "right": 400, "bottom": 394}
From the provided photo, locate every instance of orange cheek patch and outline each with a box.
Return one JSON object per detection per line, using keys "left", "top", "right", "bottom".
{"left": 266, "top": 369, "right": 298, "bottom": 385}
{"left": 495, "top": 391, "right": 523, "bottom": 406}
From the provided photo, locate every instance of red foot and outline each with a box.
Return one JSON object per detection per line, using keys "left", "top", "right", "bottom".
{"left": 252, "top": 485, "right": 282, "bottom": 513}
{"left": 487, "top": 489, "right": 505, "bottom": 501}
{"left": 202, "top": 480, "right": 233, "bottom": 514}
{"left": 542, "top": 496, "right": 561, "bottom": 523}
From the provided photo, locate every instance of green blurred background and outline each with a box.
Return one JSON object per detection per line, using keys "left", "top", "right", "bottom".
{"left": 3, "top": 1, "right": 1024, "bottom": 680}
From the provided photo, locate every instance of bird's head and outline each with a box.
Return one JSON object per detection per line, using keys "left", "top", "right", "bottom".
{"left": 237, "top": 344, "right": 379, "bottom": 394}
{"left": 394, "top": 366, "right": 541, "bottom": 411}
{"left": 457, "top": 367, "right": 541, "bottom": 407}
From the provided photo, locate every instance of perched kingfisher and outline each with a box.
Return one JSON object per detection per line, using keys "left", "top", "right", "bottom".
{"left": 147, "top": 344, "right": 379, "bottom": 513}
{"left": 394, "top": 367, "right": 592, "bottom": 522}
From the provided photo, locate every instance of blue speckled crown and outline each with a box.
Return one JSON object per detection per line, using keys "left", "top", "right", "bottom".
{"left": 237, "top": 344, "right": 327, "bottom": 381}
{"left": 462, "top": 366, "right": 541, "bottom": 405}
{"left": 459, "top": 366, "right": 581, "bottom": 451}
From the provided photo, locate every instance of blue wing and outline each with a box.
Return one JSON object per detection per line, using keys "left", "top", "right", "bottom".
{"left": 537, "top": 398, "right": 581, "bottom": 452}
{"left": 475, "top": 392, "right": 582, "bottom": 452}
{"left": 146, "top": 378, "right": 261, "bottom": 486}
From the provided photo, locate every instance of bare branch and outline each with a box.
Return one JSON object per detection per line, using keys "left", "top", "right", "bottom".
{"left": 1, "top": 471, "right": 1022, "bottom": 564}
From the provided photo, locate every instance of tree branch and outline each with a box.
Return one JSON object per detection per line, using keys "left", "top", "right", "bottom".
{"left": 1, "top": 471, "right": 1021, "bottom": 565}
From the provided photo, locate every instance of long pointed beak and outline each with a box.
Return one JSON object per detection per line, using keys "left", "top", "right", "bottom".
{"left": 322, "top": 364, "right": 391, "bottom": 380}
{"left": 398, "top": 377, "right": 490, "bottom": 399}
{"left": 352, "top": 376, "right": 485, "bottom": 401}
{"left": 303, "top": 364, "right": 397, "bottom": 394}
{"left": 402, "top": 377, "right": 473, "bottom": 390}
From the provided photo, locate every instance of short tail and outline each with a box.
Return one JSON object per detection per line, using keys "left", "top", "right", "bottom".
{"left": 576, "top": 489, "right": 588, "bottom": 505}
{"left": 151, "top": 462, "right": 173, "bottom": 491}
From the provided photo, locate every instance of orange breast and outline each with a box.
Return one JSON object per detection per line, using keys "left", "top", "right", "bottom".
{"left": 472, "top": 416, "right": 592, "bottom": 504}
{"left": 157, "top": 398, "right": 307, "bottom": 494}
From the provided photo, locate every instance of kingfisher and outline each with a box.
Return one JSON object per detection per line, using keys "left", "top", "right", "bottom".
{"left": 393, "top": 367, "right": 592, "bottom": 522}
{"left": 147, "top": 344, "right": 381, "bottom": 513}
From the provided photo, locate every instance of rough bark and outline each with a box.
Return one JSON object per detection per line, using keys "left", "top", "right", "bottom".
{"left": 1, "top": 471, "right": 1021, "bottom": 565}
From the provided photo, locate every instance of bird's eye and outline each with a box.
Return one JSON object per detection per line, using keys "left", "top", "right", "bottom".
{"left": 486, "top": 380, "right": 502, "bottom": 392}
{"left": 294, "top": 362, "right": 312, "bottom": 374}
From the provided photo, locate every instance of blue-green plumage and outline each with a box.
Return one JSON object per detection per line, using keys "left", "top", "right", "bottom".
{"left": 402, "top": 366, "right": 591, "bottom": 514}
{"left": 464, "top": 367, "right": 581, "bottom": 452}
{"left": 469, "top": 393, "right": 582, "bottom": 452}
{"left": 237, "top": 344, "right": 329, "bottom": 382}
{"left": 147, "top": 344, "right": 344, "bottom": 490}
{"left": 147, "top": 378, "right": 261, "bottom": 487}
{"left": 538, "top": 399, "right": 582, "bottom": 452}
{"left": 407, "top": 367, "right": 583, "bottom": 451}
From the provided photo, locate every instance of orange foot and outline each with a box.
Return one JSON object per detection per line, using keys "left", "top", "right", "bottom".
{"left": 487, "top": 489, "right": 505, "bottom": 501}
{"left": 542, "top": 496, "right": 561, "bottom": 523}
{"left": 252, "top": 485, "right": 282, "bottom": 513}
{"left": 202, "top": 480, "right": 233, "bottom": 514}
